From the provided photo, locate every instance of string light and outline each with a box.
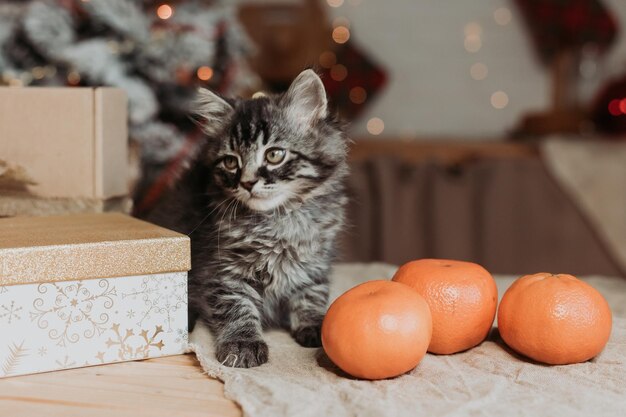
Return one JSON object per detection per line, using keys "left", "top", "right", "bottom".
{"left": 319, "top": 51, "right": 337, "bottom": 69}
{"left": 464, "top": 22, "right": 482, "bottom": 53}
{"left": 494, "top": 8, "right": 512, "bottom": 26}
{"left": 330, "top": 64, "right": 348, "bottom": 81}
{"left": 367, "top": 118, "right": 384, "bottom": 135}
{"left": 196, "top": 66, "right": 213, "bottom": 81}
{"left": 67, "top": 70, "right": 81, "bottom": 85}
{"left": 332, "top": 26, "right": 350, "bottom": 44}
{"left": 349, "top": 87, "right": 367, "bottom": 104}
{"left": 31, "top": 66, "right": 46, "bottom": 80}
{"left": 470, "top": 63, "right": 488, "bottom": 80}
{"left": 608, "top": 99, "right": 622, "bottom": 116}
{"left": 327, "top": 0, "right": 344, "bottom": 8}
{"left": 491, "top": 91, "right": 509, "bottom": 109}
{"left": 157, "top": 4, "right": 173, "bottom": 20}
{"left": 464, "top": 35, "right": 481, "bottom": 53}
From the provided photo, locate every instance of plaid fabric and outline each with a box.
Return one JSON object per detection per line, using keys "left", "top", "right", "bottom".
{"left": 514, "top": 0, "right": 618, "bottom": 63}
{"left": 319, "top": 40, "right": 387, "bottom": 121}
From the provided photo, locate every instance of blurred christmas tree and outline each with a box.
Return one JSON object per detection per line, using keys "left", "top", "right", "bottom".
{"left": 0, "top": 0, "right": 257, "bottom": 212}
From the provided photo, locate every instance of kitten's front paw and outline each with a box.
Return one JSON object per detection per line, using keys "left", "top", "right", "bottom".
{"left": 292, "top": 325, "right": 322, "bottom": 348}
{"left": 216, "top": 340, "right": 269, "bottom": 368}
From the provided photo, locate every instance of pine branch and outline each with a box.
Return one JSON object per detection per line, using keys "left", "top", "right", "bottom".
{"left": 84, "top": 0, "right": 151, "bottom": 43}
{"left": 1, "top": 341, "right": 28, "bottom": 376}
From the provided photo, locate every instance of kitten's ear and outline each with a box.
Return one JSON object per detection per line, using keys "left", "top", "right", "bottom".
{"left": 194, "top": 88, "right": 234, "bottom": 136}
{"left": 282, "top": 69, "right": 328, "bottom": 128}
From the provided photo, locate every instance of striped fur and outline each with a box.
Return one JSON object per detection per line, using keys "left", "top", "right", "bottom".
{"left": 149, "top": 70, "right": 348, "bottom": 367}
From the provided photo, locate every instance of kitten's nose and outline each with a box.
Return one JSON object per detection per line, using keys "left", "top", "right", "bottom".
{"left": 240, "top": 180, "right": 258, "bottom": 192}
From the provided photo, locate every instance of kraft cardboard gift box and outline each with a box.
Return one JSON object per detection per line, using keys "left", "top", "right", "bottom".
{"left": 0, "top": 213, "right": 190, "bottom": 378}
{"left": 0, "top": 87, "right": 130, "bottom": 216}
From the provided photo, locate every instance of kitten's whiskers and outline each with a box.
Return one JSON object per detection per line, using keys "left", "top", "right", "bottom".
{"left": 187, "top": 197, "right": 232, "bottom": 236}
{"left": 217, "top": 197, "right": 237, "bottom": 260}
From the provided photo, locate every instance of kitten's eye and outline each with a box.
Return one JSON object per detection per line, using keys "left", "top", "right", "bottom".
{"left": 265, "top": 148, "right": 286, "bottom": 165}
{"left": 222, "top": 155, "right": 239, "bottom": 170}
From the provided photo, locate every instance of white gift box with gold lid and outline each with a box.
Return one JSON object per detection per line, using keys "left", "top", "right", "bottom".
{"left": 0, "top": 213, "right": 190, "bottom": 378}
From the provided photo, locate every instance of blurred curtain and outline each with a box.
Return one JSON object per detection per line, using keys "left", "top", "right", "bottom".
{"left": 340, "top": 156, "right": 622, "bottom": 277}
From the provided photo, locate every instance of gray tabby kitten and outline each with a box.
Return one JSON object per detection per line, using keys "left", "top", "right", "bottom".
{"left": 149, "top": 70, "right": 348, "bottom": 368}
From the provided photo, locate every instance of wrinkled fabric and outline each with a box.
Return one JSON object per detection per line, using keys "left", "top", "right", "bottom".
{"left": 542, "top": 138, "right": 626, "bottom": 275}
{"left": 190, "top": 263, "right": 626, "bottom": 417}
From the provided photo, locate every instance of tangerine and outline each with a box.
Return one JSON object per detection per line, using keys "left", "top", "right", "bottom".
{"left": 321, "top": 280, "right": 432, "bottom": 380}
{"left": 392, "top": 258, "right": 497, "bottom": 354}
{"left": 498, "top": 273, "right": 612, "bottom": 365}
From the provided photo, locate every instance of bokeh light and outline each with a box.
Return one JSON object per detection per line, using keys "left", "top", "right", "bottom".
{"left": 494, "top": 8, "right": 512, "bottom": 26}
{"left": 470, "top": 63, "right": 488, "bottom": 80}
{"left": 367, "top": 117, "right": 385, "bottom": 135}
{"left": 332, "top": 26, "right": 350, "bottom": 44}
{"left": 196, "top": 66, "right": 213, "bottom": 81}
{"left": 464, "top": 35, "right": 482, "bottom": 53}
{"left": 31, "top": 66, "right": 46, "bottom": 80}
{"left": 327, "top": 0, "right": 344, "bottom": 8}
{"left": 608, "top": 99, "right": 621, "bottom": 116}
{"left": 157, "top": 4, "right": 173, "bottom": 20}
{"left": 491, "top": 91, "right": 509, "bottom": 109}
{"left": 319, "top": 51, "right": 337, "bottom": 69}
{"left": 349, "top": 87, "right": 367, "bottom": 104}
{"left": 330, "top": 64, "right": 348, "bottom": 81}
{"left": 67, "top": 70, "right": 81, "bottom": 85}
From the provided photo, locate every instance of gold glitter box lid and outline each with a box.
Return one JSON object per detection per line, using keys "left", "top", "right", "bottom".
{"left": 0, "top": 213, "right": 190, "bottom": 285}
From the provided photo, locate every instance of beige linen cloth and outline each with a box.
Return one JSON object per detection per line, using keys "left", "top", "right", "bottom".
{"left": 190, "top": 263, "right": 626, "bottom": 417}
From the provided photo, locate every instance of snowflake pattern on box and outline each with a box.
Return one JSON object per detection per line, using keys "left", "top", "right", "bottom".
{"left": 29, "top": 280, "right": 116, "bottom": 347}
{"left": 122, "top": 275, "right": 187, "bottom": 332}
{"left": 0, "top": 300, "right": 22, "bottom": 324}
{"left": 1, "top": 341, "right": 28, "bottom": 377}
{"left": 95, "top": 323, "right": 165, "bottom": 363}
{"left": 0, "top": 272, "right": 187, "bottom": 378}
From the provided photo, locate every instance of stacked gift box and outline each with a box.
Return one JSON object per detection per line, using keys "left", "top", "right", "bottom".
{"left": 0, "top": 87, "right": 131, "bottom": 217}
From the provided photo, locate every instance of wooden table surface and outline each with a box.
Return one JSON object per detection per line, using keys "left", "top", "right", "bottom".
{"left": 0, "top": 354, "right": 241, "bottom": 417}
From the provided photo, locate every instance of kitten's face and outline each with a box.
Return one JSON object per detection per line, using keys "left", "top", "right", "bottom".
{"left": 196, "top": 70, "right": 346, "bottom": 212}
{"left": 213, "top": 105, "right": 317, "bottom": 211}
